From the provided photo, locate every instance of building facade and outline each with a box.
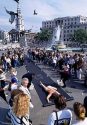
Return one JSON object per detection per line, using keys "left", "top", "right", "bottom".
{"left": 0, "top": 30, "right": 9, "bottom": 43}
{"left": 42, "top": 15, "right": 87, "bottom": 43}
{"left": 19, "top": 30, "right": 36, "bottom": 47}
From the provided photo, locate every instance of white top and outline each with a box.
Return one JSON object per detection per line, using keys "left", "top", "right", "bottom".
{"left": 19, "top": 85, "right": 34, "bottom": 108}
{"left": 19, "top": 85, "right": 31, "bottom": 99}
{"left": 53, "top": 56, "right": 57, "bottom": 64}
{"left": 48, "top": 109, "right": 72, "bottom": 125}
{"left": 6, "top": 58, "right": 11, "bottom": 64}
{"left": 72, "top": 118, "right": 87, "bottom": 125}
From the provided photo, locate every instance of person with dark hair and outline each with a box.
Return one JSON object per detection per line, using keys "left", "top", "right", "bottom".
{"left": 83, "top": 96, "right": 87, "bottom": 117}
{"left": 40, "top": 81, "right": 60, "bottom": 103}
{"left": 59, "top": 64, "right": 70, "bottom": 87}
{"left": 48, "top": 95, "right": 72, "bottom": 125}
{"left": 73, "top": 102, "right": 87, "bottom": 125}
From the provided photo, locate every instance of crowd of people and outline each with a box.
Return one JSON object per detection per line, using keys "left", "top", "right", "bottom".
{"left": 0, "top": 48, "right": 24, "bottom": 71}
{"left": 0, "top": 48, "right": 34, "bottom": 125}
{"left": 0, "top": 48, "right": 87, "bottom": 125}
{"left": 28, "top": 48, "right": 87, "bottom": 87}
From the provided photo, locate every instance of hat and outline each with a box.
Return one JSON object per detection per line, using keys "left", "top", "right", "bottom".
{"left": 11, "top": 77, "right": 18, "bottom": 84}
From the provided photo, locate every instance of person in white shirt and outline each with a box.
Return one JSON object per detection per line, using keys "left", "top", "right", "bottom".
{"left": 72, "top": 102, "right": 87, "bottom": 125}
{"left": 48, "top": 95, "right": 72, "bottom": 125}
{"left": 19, "top": 78, "right": 34, "bottom": 108}
{"left": 52, "top": 55, "right": 57, "bottom": 68}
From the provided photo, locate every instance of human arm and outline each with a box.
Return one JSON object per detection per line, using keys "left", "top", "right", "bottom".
{"left": 40, "top": 81, "right": 48, "bottom": 91}
{"left": 47, "top": 93, "right": 53, "bottom": 103}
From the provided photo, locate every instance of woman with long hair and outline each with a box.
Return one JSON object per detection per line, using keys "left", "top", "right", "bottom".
{"left": 11, "top": 92, "right": 31, "bottom": 125}
{"left": 73, "top": 102, "right": 87, "bottom": 125}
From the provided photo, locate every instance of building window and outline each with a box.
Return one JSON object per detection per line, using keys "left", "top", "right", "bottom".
{"left": 70, "top": 25, "right": 72, "bottom": 28}
{"left": 64, "top": 39, "right": 65, "bottom": 41}
{"left": 64, "top": 30, "right": 66, "bottom": 33}
{"left": 74, "top": 30, "right": 76, "bottom": 32}
{"left": 67, "top": 30, "right": 69, "bottom": 33}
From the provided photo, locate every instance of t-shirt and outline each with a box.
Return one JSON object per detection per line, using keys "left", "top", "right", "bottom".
{"left": 48, "top": 109, "right": 72, "bottom": 125}
{"left": 72, "top": 118, "right": 87, "bottom": 125}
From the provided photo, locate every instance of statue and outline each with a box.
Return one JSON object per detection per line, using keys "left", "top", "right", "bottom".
{"left": 5, "top": 8, "right": 18, "bottom": 24}
{"left": 5, "top": 0, "right": 24, "bottom": 31}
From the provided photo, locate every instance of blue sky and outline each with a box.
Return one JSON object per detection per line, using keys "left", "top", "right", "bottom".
{"left": 0, "top": 0, "right": 87, "bottom": 32}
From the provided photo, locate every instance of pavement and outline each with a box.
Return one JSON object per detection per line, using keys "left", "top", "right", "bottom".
{"left": 0, "top": 61, "right": 87, "bottom": 125}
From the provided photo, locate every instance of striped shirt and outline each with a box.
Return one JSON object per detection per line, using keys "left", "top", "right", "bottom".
{"left": 11, "top": 110, "right": 30, "bottom": 125}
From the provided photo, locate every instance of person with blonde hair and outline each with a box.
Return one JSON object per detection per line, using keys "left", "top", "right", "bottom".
{"left": 73, "top": 102, "right": 87, "bottom": 125}
{"left": 11, "top": 92, "right": 32, "bottom": 125}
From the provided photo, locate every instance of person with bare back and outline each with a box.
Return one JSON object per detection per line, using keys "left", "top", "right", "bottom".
{"left": 40, "top": 81, "right": 60, "bottom": 103}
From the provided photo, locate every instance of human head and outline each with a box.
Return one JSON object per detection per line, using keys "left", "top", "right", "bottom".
{"left": 54, "top": 95, "right": 66, "bottom": 110}
{"left": 21, "top": 78, "right": 29, "bottom": 87}
{"left": 10, "top": 68, "right": 17, "bottom": 76}
{"left": 13, "top": 93, "right": 30, "bottom": 117}
{"left": 73, "top": 102, "right": 86, "bottom": 120}
{"left": 83, "top": 96, "right": 87, "bottom": 117}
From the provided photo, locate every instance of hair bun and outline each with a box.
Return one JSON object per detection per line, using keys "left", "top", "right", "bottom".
{"left": 80, "top": 113, "right": 85, "bottom": 119}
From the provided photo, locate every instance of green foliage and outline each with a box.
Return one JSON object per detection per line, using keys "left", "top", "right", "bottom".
{"left": 70, "top": 29, "right": 87, "bottom": 43}
{"left": 34, "top": 28, "right": 52, "bottom": 42}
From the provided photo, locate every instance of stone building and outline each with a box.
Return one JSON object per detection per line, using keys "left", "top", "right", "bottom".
{"left": 42, "top": 15, "right": 87, "bottom": 43}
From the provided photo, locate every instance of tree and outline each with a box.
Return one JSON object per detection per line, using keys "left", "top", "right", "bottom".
{"left": 34, "top": 28, "right": 52, "bottom": 43}
{"left": 70, "top": 29, "right": 87, "bottom": 44}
